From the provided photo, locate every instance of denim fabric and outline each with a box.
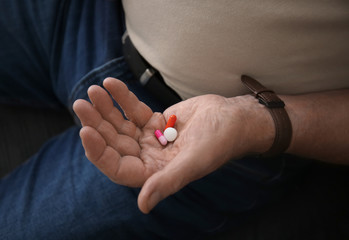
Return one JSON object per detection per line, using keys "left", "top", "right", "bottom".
{"left": 0, "top": 0, "right": 126, "bottom": 109}
{"left": 0, "top": 1, "right": 309, "bottom": 239}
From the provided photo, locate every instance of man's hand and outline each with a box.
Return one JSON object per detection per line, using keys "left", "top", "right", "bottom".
{"left": 73, "top": 77, "right": 274, "bottom": 213}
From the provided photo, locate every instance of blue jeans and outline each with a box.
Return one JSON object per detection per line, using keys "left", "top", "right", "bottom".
{"left": 0, "top": 1, "right": 310, "bottom": 239}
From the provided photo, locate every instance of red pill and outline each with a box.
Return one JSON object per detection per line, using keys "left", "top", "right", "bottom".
{"left": 164, "top": 115, "right": 177, "bottom": 130}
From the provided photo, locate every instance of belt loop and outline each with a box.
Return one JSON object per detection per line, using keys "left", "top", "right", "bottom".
{"left": 140, "top": 68, "right": 156, "bottom": 86}
{"left": 122, "top": 32, "right": 182, "bottom": 108}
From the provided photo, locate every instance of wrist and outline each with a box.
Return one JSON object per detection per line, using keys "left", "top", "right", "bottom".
{"left": 226, "top": 94, "right": 275, "bottom": 155}
{"left": 240, "top": 75, "right": 293, "bottom": 158}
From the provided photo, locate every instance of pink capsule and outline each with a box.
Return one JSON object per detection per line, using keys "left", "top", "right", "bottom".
{"left": 154, "top": 130, "right": 167, "bottom": 146}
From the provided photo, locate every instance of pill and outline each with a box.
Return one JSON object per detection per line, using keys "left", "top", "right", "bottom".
{"left": 164, "top": 115, "right": 177, "bottom": 130}
{"left": 154, "top": 130, "right": 167, "bottom": 146}
{"left": 164, "top": 127, "right": 178, "bottom": 142}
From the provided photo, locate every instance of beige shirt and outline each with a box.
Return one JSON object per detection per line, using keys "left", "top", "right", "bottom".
{"left": 122, "top": 0, "right": 349, "bottom": 99}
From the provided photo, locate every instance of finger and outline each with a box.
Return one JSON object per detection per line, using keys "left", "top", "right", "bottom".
{"left": 87, "top": 85, "right": 141, "bottom": 139}
{"left": 80, "top": 126, "right": 107, "bottom": 162}
{"left": 137, "top": 147, "right": 207, "bottom": 214}
{"left": 80, "top": 126, "right": 147, "bottom": 187}
{"left": 103, "top": 77, "right": 153, "bottom": 128}
{"left": 73, "top": 99, "right": 140, "bottom": 157}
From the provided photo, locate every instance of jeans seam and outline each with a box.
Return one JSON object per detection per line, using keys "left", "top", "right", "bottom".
{"left": 68, "top": 57, "right": 127, "bottom": 105}
{"left": 67, "top": 57, "right": 132, "bottom": 125}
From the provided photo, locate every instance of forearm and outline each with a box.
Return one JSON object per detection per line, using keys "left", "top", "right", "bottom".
{"left": 281, "top": 89, "right": 349, "bottom": 164}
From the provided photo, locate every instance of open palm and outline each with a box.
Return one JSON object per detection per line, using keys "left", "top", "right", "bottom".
{"left": 73, "top": 77, "right": 267, "bottom": 213}
{"left": 73, "top": 78, "right": 174, "bottom": 186}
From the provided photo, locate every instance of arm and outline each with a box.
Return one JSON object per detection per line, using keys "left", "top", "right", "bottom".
{"left": 282, "top": 89, "right": 349, "bottom": 163}
{"left": 73, "top": 78, "right": 349, "bottom": 214}
{"left": 207, "top": 88, "right": 349, "bottom": 164}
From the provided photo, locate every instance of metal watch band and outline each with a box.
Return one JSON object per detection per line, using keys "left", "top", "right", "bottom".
{"left": 241, "top": 75, "right": 292, "bottom": 158}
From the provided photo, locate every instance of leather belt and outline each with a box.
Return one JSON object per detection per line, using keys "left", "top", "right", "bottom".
{"left": 122, "top": 33, "right": 182, "bottom": 108}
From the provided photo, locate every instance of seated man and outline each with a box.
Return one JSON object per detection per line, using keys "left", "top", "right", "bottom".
{"left": 0, "top": 0, "right": 348, "bottom": 239}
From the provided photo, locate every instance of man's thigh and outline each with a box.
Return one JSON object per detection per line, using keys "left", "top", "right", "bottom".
{"left": 0, "top": 125, "right": 309, "bottom": 240}
{"left": 0, "top": 0, "right": 63, "bottom": 107}
{"left": 0, "top": 0, "right": 126, "bottom": 109}
{"left": 0, "top": 126, "right": 218, "bottom": 239}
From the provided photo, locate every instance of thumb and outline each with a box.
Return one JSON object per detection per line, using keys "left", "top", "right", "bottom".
{"left": 137, "top": 150, "right": 206, "bottom": 214}
{"left": 137, "top": 170, "right": 179, "bottom": 214}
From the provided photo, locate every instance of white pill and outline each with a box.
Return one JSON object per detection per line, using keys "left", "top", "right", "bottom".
{"left": 164, "top": 127, "right": 178, "bottom": 142}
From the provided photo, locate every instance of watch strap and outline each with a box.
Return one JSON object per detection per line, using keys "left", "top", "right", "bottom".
{"left": 241, "top": 75, "right": 292, "bottom": 158}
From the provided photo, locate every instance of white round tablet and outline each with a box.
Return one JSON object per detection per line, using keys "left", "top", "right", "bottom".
{"left": 163, "top": 127, "right": 178, "bottom": 142}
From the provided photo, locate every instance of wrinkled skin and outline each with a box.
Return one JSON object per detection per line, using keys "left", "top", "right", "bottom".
{"left": 73, "top": 77, "right": 275, "bottom": 213}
